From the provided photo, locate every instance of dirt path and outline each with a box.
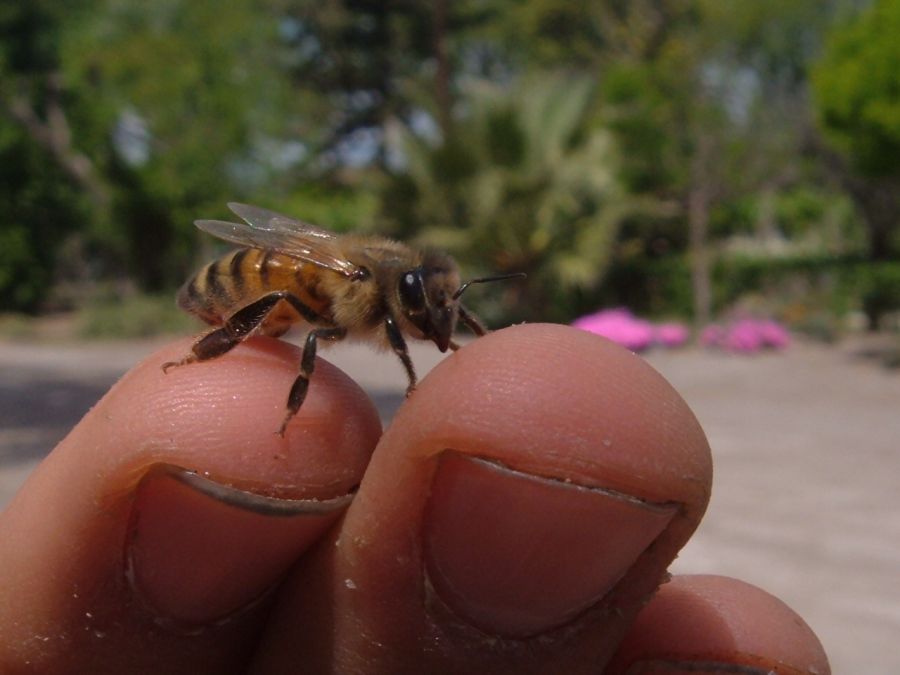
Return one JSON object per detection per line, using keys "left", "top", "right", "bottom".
{"left": 1, "top": 335, "right": 897, "bottom": 672}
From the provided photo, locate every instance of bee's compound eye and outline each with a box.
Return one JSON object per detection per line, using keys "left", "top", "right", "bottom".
{"left": 399, "top": 269, "right": 426, "bottom": 312}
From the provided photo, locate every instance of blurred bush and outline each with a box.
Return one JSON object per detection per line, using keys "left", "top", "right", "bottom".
{"left": 858, "top": 263, "right": 900, "bottom": 330}
{"left": 379, "top": 73, "right": 634, "bottom": 323}
{"left": 76, "top": 292, "right": 194, "bottom": 339}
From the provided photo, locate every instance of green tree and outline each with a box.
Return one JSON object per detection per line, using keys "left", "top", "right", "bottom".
{"left": 380, "top": 74, "right": 631, "bottom": 322}
{"left": 0, "top": 2, "right": 98, "bottom": 311}
{"left": 278, "top": 1, "right": 498, "bottom": 166}
{"left": 492, "top": 0, "right": 865, "bottom": 324}
{"left": 59, "top": 0, "right": 297, "bottom": 289}
{"left": 1, "top": 0, "right": 305, "bottom": 302}
{"left": 813, "top": 0, "right": 900, "bottom": 263}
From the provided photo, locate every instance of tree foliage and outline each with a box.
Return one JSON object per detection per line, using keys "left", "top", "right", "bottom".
{"left": 59, "top": 0, "right": 297, "bottom": 288}
{"left": 0, "top": 0, "right": 891, "bottom": 328}
{"left": 380, "top": 74, "right": 630, "bottom": 321}
{"left": 812, "top": 0, "right": 900, "bottom": 274}
{"left": 0, "top": 2, "right": 96, "bottom": 310}
{"left": 813, "top": 0, "right": 900, "bottom": 177}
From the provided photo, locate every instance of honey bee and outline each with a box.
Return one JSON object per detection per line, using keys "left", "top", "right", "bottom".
{"left": 163, "top": 203, "right": 523, "bottom": 435}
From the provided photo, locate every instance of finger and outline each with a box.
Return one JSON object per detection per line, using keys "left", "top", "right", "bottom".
{"left": 0, "top": 337, "right": 381, "bottom": 674}
{"left": 606, "top": 575, "right": 831, "bottom": 675}
{"left": 253, "top": 323, "right": 713, "bottom": 674}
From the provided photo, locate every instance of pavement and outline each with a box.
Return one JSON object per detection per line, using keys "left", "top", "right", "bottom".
{"left": 1, "top": 333, "right": 898, "bottom": 673}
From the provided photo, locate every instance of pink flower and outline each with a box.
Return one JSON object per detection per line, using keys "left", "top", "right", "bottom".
{"left": 724, "top": 319, "right": 764, "bottom": 353}
{"left": 655, "top": 322, "right": 689, "bottom": 348}
{"left": 700, "top": 324, "right": 725, "bottom": 347}
{"left": 700, "top": 318, "right": 791, "bottom": 353}
{"left": 572, "top": 308, "right": 655, "bottom": 351}
{"left": 757, "top": 319, "right": 791, "bottom": 349}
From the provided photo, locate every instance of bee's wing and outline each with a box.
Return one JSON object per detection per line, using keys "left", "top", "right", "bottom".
{"left": 194, "top": 203, "right": 363, "bottom": 278}
{"left": 226, "top": 203, "right": 336, "bottom": 241}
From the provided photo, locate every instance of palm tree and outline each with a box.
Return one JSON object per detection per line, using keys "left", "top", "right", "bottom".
{"left": 380, "top": 73, "right": 632, "bottom": 322}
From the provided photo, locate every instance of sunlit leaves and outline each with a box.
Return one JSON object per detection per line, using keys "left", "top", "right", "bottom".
{"left": 381, "top": 73, "right": 630, "bottom": 319}
{"left": 813, "top": 0, "right": 900, "bottom": 177}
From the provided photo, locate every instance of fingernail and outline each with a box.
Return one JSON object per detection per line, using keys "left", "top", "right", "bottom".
{"left": 423, "top": 453, "right": 677, "bottom": 637}
{"left": 126, "top": 464, "right": 353, "bottom": 627}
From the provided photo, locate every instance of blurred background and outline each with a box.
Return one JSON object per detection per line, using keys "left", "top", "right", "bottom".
{"left": 1, "top": 1, "right": 899, "bottom": 672}
{"left": 1, "top": 0, "right": 898, "bottom": 341}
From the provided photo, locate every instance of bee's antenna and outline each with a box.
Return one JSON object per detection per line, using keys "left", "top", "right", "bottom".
{"left": 453, "top": 272, "right": 526, "bottom": 301}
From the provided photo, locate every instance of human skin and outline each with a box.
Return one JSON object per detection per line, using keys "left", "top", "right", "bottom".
{"left": 0, "top": 324, "right": 829, "bottom": 674}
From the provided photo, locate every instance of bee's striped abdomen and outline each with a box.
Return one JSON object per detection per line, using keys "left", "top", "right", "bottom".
{"left": 178, "top": 248, "right": 259, "bottom": 324}
{"left": 177, "top": 247, "right": 336, "bottom": 331}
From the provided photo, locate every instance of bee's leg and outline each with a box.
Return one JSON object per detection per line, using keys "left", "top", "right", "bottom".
{"left": 163, "top": 291, "right": 323, "bottom": 372}
{"left": 279, "top": 326, "right": 347, "bottom": 437}
{"left": 458, "top": 303, "right": 488, "bottom": 337}
{"left": 384, "top": 315, "right": 417, "bottom": 397}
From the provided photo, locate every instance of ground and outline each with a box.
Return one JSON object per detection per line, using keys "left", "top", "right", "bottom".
{"left": 1, "top": 333, "right": 898, "bottom": 673}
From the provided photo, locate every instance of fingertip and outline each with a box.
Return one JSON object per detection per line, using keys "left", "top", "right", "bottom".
{"left": 399, "top": 323, "right": 713, "bottom": 635}
{"left": 257, "top": 323, "right": 714, "bottom": 673}
{"left": 104, "top": 336, "right": 381, "bottom": 495}
{"left": 0, "top": 336, "right": 382, "bottom": 671}
{"left": 396, "top": 323, "right": 712, "bottom": 506}
{"left": 607, "top": 575, "right": 831, "bottom": 675}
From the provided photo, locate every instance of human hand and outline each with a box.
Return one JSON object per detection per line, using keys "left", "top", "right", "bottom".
{"left": 0, "top": 324, "right": 829, "bottom": 673}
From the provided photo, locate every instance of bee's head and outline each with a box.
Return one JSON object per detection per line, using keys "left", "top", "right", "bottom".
{"left": 397, "top": 254, "right": 460, "bottom": 352}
